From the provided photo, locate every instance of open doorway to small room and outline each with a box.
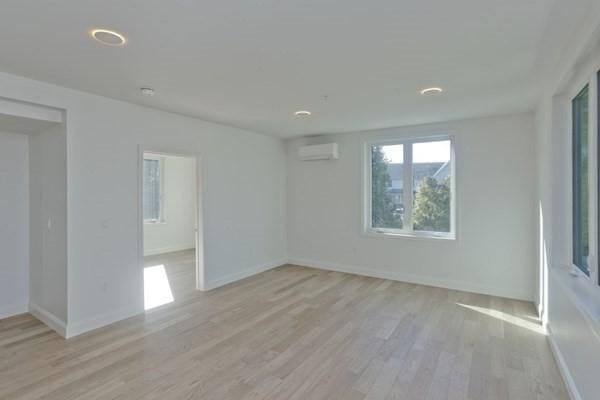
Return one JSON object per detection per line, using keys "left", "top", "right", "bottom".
{"left": 140, "top": 151, "right": 201, "bottom": 311}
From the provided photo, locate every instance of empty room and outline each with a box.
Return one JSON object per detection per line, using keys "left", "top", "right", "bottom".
{"left": 0, "top": 1, "right": 599, "bottom": 399}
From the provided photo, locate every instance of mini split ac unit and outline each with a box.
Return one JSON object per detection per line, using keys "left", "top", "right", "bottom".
{"left": 297, "top": 143, "right": 339, "bottom": 161}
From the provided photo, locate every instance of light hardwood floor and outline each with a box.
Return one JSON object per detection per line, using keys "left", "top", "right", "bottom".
{"left": 144, "top": 249, "right": 198, "bottom": 305}
{"left": 1, "top": 252, "right": 567, "bottom": 399}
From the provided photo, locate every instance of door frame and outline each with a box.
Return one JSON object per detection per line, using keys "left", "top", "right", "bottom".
{"left": 137, "top": 145, "right": 206, "bottom": 299}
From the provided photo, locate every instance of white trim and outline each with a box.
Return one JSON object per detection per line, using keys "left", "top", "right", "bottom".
{"left": 0, "top": 302, "right": 28, "bottom": 319}
{"left": 565, "top": 63, "right": 600, "bottom": 288}
{"left": 143, "top": 244, "right": 195, "bottom": 257}
{"left": 536, "top": 301, "right": 544, "bottom": 320}
{"left": 287, "top": 257, "right": 532, "bottom": 301}
{"left": 0, "top": 96, "right": 63, "bottom": 123}
{"left": 588, "top": 70, "right": 599, "bottom": 286}
{"left": 57, "top": 258, "right": 285, "bottom": 337}
{"left": 29, "top": 302, "right": 67, "bottom": 338}
{"left": 65, "top": 258, "right": 284, "bottom": 336}
{"left": 137, "top": 145, "right": 206, "bottom": 293}
{"left": 204, "top": 259, "right": 286, "bottom": 291}
{"left": 143, "top": 219, "right": 165, "bottom": 225}
{"left": 362, "top": 134, "right": 456, "bottom": 240}
{"left": 404, "top": 142, "right": 413, "bottom": 229}
{"left": 547, "top": 325, "right": 583, "bottom": 400}
{"left": 550, "top": 266, "right": 600, "bottom": 338}
{"left": 363, "top": 229, "right": 455, "bottom": 241}
{"left": 65, "top": 305, "right": 142, "bottom": 338}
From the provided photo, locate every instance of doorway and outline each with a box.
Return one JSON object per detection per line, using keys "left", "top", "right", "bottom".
{"left": 0, "top": 97, "right": 67, "bottom": 336}
{"left": 139, "top": 150, "right": 202, "bottom": 311}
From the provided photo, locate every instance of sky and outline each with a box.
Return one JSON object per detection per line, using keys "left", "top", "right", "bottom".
{"left": 382, "top": 140, "right": 450, "bottom": 163}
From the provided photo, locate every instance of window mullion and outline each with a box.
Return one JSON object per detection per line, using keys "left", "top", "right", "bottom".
{"left": 404, "top": 143, "right": 413, "bottom": 231}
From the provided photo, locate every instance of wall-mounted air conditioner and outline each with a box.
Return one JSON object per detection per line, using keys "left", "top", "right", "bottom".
{"left": 298, "top": 143, "right": 339, "bottom": 161}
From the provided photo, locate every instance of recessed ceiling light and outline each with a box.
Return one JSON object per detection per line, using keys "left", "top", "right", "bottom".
{"left": 91, "top": 29, "right": 126, "bottom": 46}
{"left": 295, "top": 110, "right": 312, "bottom": 116}
{"left": 140, "top": 87, "right": 155, "bottom": 96}
{"left": 420, "top": 87, "right": 443, "bottom": 95}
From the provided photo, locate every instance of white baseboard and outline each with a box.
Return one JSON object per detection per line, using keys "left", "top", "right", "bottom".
{"left": 144, "top": 244, "right": 194, "bottom": 256}
{"left": 67, "top": 258, "right": 284, "bottom": 336}
{"left": 66, "top": 305, "right": 142, "bottom": 338}
{"left": 29, "top": 302, "right": 67, "bottom": 338}
{"left": 0, "top": 302, "right": 28, "bottom": 319}
{"left": 204, "top": 258, "right": 287, "bottom": 290}
{"left": 536, "top": 301, "right": 543, "bottom": 319}
{"left": 287, "top": 257, "right": 533, "bottom": 301}
{"left": 547, "top": 325, "right": 581, "bottom": 400}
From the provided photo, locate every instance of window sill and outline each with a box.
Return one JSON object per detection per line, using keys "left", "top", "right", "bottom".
{"left": 144, "top": 220, "right": 166, "bottom": 225}
{"left": 551, "top": 264, "right": 600, "bottom": 333}
{"left": 364, "top": 229, "right": 456, "bottom": 241}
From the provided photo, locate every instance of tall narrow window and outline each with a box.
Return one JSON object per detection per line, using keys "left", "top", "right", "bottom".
{"left": 143, "top": 158, "right": 162, "bottom": 223}
{"left": 598, "top": 70, "right": 600, "bottom": 285}
{"left": 573, "top": 85, "right": 590, "bottom": 275}
{"left": 368, "top": 137, "right": 454, "bottom": 238}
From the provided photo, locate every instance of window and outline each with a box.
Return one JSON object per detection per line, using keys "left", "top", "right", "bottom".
{"left": 367, "top": 137, "right": 454, "bottom": 238}
{"left": 598, "top": 70, "right": 600, "bottom": 285}
{"left": 143, "top": 158, "right": 163, "bottom": 223}
{"left": 572, "top": 85, "right": 590, "bottom": 275}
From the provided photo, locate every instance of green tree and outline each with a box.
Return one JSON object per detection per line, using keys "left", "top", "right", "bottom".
{"left": 371, "top": 146, "right": 402, "bottom": 228}
{"left": 413, "top": 176, "right": 450, "bottom": 232}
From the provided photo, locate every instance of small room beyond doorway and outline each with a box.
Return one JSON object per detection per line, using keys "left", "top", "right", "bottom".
{"left": 142, "top": 152, "right": 198, "bottom": 310}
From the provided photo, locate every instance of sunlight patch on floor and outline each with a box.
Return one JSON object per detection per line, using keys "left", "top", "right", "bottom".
{"left": 456, "top": 302, "right": 545, "bottom": 334}
{"left": 144, "top": 264, "right": 174, "bottom": 310}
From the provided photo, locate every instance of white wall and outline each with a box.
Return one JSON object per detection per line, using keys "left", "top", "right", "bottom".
{"left": 534, "top": 3, "right": 600, "bottom": 398}
{"left": 287, "top": 113, "right": 536, "bottom": 301}
{"left": 0, "top": 131, "right": 29, "bottom": 318}
{"left": 0, "top": 70, "right": 287, "bottom": 336}
{"left": 144, "top": 154, "right": 196, "bottom": 256}
{"left": 29, "top": 123, "right": 68, "bottom": 330}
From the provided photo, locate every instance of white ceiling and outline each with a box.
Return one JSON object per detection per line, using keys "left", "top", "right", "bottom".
{"left": 0, "top": 0, "right": 574, "bottom": 138}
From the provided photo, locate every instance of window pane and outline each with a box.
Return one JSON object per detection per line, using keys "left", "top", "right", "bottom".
{"left": 143, "top": 159, "right": 161, "bottom": 222}
{"left": 573, "top": 85, "right": 589, "bottom": 275}
{"left": 371, "top": 144, "right": 404, "bottom": 229}
{"left": 412, "top": 140, "right": 452, "bottom": 233}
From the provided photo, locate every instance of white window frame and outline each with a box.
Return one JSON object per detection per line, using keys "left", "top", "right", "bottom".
{"left": 363, "top": 134, "right": 456, "bottom": 240}
{"left": 143, "top": 155, "right": 165, "bottom": 224}
{"left": 567, "top": 69, "right": 599, "bottom": 285}
{"left": 556, "top": 58, "right": 600, "bottom": 327}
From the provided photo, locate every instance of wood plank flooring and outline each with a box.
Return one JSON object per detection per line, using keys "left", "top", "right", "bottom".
{"left": 1, "top": 252, "right": 567, "bottom": 399}
{"left": 144, "top": 249, "right": 198, "bottom": 305}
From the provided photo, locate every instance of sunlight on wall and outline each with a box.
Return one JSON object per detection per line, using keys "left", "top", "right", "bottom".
{"left": 539, "top": 202, "right": 549, "bottom": 328}
{"left": 144, "top": 265, "right": 174, "bottom": 310}
{"left": 455, "top": 303, "right": 545, "bottom": 334}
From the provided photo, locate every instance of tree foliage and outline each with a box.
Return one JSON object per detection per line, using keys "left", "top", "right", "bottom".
{"left": 371, "top": 146, "right": 402, "bottom": 228}
{"left": 412, "top": 176, "right": 451, "bottom": 232}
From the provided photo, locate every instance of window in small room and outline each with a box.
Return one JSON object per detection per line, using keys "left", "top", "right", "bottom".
{"left": 143, "top": 157, "right": 163, "bottom": 223}
{"left": 572, "top": 85, "right": 590, "bottom": 275}
{"left": 367, "top": 137, "right": 454, "bottom": 239}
